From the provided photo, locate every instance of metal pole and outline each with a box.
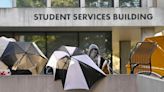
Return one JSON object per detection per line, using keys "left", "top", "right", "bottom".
{"left": 47, "top": 0, "right": 51, "bottom": 8}
{"left": 12, "top": 0, "right": 16, "bottom": 7}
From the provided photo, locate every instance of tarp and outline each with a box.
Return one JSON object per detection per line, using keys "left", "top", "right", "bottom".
{"left": 144, "top": 36, "right": 164, "bottom": 76}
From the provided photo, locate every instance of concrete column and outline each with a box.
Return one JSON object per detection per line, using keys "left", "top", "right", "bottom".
{"left": 80, "top": 0, "right": 85, "bottom": 8}
{"left": 148, "top": 0, "right": 157, "bottom": 8}
{"left": 141, "top": 27, "right": 155, "bottom": 41}
{"left": 112, "top": 28, "right": 120, "bottom": 73}
{"left": 47, "top": 0, "right": 51, "bottom": 8}
{"left": 12, "top": 0, "right": 16, "bottom": 7}
{"left": 148, "top": 0, "right": 157, "bottom": 7}
{"left": 157, "top": 0, "right": 164, "bottom": 8}
{"left": 141, "top": 0, "right": 148, "bottom": 8}
{"left": 153, "top": 0, "right": 157, "bottom": 7}
{"left": 114, "top": 0, "right": 119, "bottom": 8}
{"left": 19, "top": 36, "right": 25, "bottom": 41}
{"left": 120, "top": 41, "right": 131, "bottom": 74}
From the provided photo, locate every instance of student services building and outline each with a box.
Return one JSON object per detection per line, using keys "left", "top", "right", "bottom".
{"left": 0, "top": 0, "right": 164, "bottom": 73}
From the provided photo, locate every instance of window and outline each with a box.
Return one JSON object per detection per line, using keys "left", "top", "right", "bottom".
{"left": 0, "top": 0, "right": 12, "bottom": 8}
{"left": 85, "top": 0, "right": 114, "bottom": 8}
{"left": 15, "top": 33, "right": 47, "bottom": 56}
{"left": 120, "top": 0, "right": 141, "bottom": 7}
{"left": 79, "top": 32, "right": 112, "bottom": 60}
{"left": 51, "top": 0, "right": 80, "bottom": 7}
{"left": 0, "top": 32, "right": 14, "bottom": 38}
{"left": 1, "top": 31, "right": 112, "bottom": 61}
{"left": 0, "top": 31, "right": 112, "bottom": 72}
{"left": 17, "top": 0, "right": 46, "bottom": 8}
{"left": 46, "top": 33, "right": 78, "bottom": 57}
{"left": 11, "top": 32, "right": 112, "bottom": 59}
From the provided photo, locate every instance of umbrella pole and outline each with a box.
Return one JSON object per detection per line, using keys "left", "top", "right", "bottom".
{"left": 12, "top": 53, "right": 27, "bottom": 70}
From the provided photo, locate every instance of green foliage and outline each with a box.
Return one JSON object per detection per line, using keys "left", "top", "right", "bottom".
{"left": 85, "top": 0, "right": 113, "bottom": 7}
{"left": 51, "top": 0, "right": 79, "bottom": 7}
{"left": 25, "top": 35, "right": 46, "bottom": 55}
{"left": 120, "top": 0, "right": 140, "bottom": 7}
{"left": 17, "top": 0, "right": 46, "bottom": 7}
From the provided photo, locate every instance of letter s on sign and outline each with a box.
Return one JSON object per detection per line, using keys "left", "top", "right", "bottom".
{"left": 34, "top": 14, "right": 38, "bottom": 20}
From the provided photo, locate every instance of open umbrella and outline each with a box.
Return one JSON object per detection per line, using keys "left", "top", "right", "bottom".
{"left": 0, "top": 60, "right": 8, "bottom": 70}
{"left": 46, "top": 46, "right": 106, "bottom": 90}
{"left": 0, "top": 36, "right": 16, "bottom": 57}
{"left": 0, "top": 60, "right": 11, "bottom": 76}
{"left": 0, "top": 42, "right": 47, "bottom": 75}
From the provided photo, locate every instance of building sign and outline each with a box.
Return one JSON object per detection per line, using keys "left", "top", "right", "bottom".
{"left": 0, "top": 8, "right": 164, "bottom": 26}
{"left": 33, "top": 13, "right": 153, "bottom": 21}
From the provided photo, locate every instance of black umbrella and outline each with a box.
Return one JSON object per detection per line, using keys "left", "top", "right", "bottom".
{"left": 0, "top": 42, "right": 47, "bottom": 74}
{"left": 46, "top": 46, "right": 106, "bottom": 90}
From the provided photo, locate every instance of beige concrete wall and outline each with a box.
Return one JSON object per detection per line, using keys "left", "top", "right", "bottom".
{"left": 155, "top": 27, "right": 164, "bottom": 33}
{"left": 0, "top": 75, "right": 137, "bottom": 92}
{"left": 148, "top": 0, "right": 157, "bottom": 7}
{"left": 141, "top": 27, "right": 155, "bottom": 41}
{"left": 157, "top": 0, "right": 164, "bottom": 8}
{"left": 0, "top": 75, "right": 163, "bottom": 92}
{"left": 137, "top": 75, "right": 164, "bottom": 92}
{"left": 112, "top": 27, "right": 141, "bottom": 73}
{"left": 120, "top": 41, "right": 131, "bottom": 74}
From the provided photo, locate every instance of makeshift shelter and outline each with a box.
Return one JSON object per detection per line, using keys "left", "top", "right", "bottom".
{"left": 0, "top": 60, "right": 8, "bottom": 70}
{"left": 126, "top": 36, "right": 164, "bottom": 77}
{"left": 0, "top": 36, "right": 16, "bottom": 57}
{"left": 128, "top": 42, "right": 157, "bottom": 75}
{"left": 0, "top": 60, "right": 11, "bottom": 76}
{"left": 144, "top": 36, "right": 164, "bottom": 76}
{"left": 0, "top": 42, "right": 47, "bottom": 75}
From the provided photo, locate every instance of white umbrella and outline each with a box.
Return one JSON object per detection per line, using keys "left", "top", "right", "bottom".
{"left": 0, "top": 60, "right": 8, "bottom": 70}
{"left": 0, "top": 36, "right": 16, "bottom": 57}
{"left": 0, "top": 42, "right": 47, "bottom": 74}
{"left": 46, "top": 46, "right": 106, "bottom": 90}
{"left": 0, "top": 60, "right": 11, "bottom": 76}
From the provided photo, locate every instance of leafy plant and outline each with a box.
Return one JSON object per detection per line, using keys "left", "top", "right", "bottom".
{"left": 17, "top": 0, "right": 46, "bottom": 7}
{"left": 51, "top": 0, "right": 79, "bottom": 7}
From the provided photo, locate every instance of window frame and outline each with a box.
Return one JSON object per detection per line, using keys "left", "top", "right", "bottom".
{"left": 51, "top": 0, "right": 80, "bottom": 8}
{"left": 0, "top": 0, "right": 12, "bottom": 8}
{"left": 85, "top": 0, "right": 114, "bottom": 8}
{"left": 0, "top": 31, "right": 113, "bottom": 72}
{"left": 119, "top": 0, "right": 142, "bottom": 8}
{"left": 16, "top": 0, "right": 47, "bottom": 8}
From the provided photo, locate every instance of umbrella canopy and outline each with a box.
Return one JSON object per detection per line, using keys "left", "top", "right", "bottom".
{"left": 46, "top": 46, "right": 106, "bottom": 90}
{"left": 0, "top": 60, "right": 8, "bottom": 70}
{"left": 0, "top": 42, "right": 47, "bottom": 74}
{"left": 0, "top": 60, "right": 11, "bottom": 76}
{"left": 0, "top": 36, "right": 16, "bottom": 57}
